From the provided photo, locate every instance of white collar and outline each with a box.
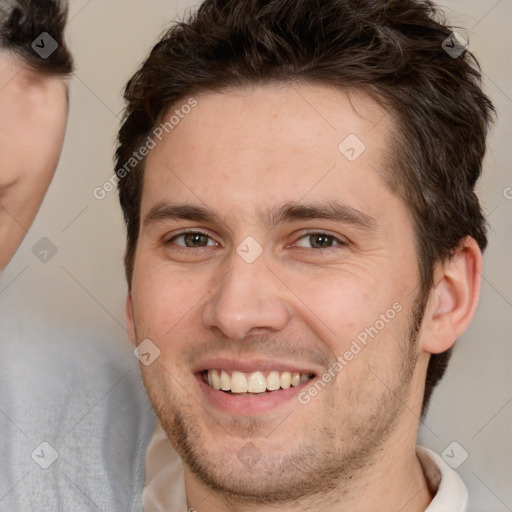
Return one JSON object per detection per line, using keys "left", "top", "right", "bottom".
{"left": 418, "top": 445, "right": 468, "bottom": 512}
{"left": 142, "top": 423, "right": 468, "bottom": 511}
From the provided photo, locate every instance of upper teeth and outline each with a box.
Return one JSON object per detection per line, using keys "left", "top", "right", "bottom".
{"left": 205, "top": 370, "right": 311, "bottom": 393}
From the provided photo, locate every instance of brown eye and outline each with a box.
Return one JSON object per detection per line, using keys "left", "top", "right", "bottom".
{"left": 310, "top": 234, "right": 334, "bottom": 248}
{"left": 169, "top": 232, "right": 215, "bottom": 247}
{"left": 295, "top": 233, "right": 345, "bottom": 249}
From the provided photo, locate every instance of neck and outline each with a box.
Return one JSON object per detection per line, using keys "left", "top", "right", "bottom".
{"left": 184, "top": 427, "right": 433, "bottom": 512}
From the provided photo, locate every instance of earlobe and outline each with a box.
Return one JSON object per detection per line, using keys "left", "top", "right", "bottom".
{"left": 421, "top": 237, "right": 482, "bottom": 354}
{"left": 126, "top": 292, "right": 137, "bottom": 346}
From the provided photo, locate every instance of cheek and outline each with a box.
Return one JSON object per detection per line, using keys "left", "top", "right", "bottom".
{"left": 131, "top": 259, "right": 210, "bottom": 339}
{"left": 0, "top": 80, "right": 68, "bottom": 185}
{"left": 282, "top": 266, "right": 401, "bottom": 344}
{"left": 289, "top": 269, "right": 412, "bottom": 390}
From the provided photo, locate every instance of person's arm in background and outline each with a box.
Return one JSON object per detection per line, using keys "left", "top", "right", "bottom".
{"left": 0, "top": 0, "right": 73, "bottom": 271}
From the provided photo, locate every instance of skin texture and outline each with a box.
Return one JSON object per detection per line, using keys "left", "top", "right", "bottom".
{"left": 0, "top": 52, "right": 68, "bottom": 271}
{"left": 126, "top": 83, "right": 482, "bottom": 511}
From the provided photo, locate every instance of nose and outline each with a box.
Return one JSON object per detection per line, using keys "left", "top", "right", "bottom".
{"left": 202, "top": 252, "right": 291, "bottom": 340}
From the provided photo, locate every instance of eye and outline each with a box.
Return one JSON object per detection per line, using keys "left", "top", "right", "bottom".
{"left": 294, "top": 232, "right": 347, "bottom": 249}
{"left": 168, "top": 231, "right": 217, "bottom": 248}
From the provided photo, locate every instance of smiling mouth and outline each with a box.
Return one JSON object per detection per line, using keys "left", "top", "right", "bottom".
{"left": 202, "top": 369, "right": 316, "bottom": 395}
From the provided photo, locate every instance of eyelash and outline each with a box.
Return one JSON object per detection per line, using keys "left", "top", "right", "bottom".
{"left": 166, "top": 229, "right": 348, "bottom": 250}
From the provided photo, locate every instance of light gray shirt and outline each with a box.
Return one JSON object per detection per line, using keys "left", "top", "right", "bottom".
{"left": 0, "top": 320, "right": 155, "bottom": 512}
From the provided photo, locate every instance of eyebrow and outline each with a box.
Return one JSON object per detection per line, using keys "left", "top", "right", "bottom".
{"left": 143, "top": 200, "right": 377, "bottom": 232}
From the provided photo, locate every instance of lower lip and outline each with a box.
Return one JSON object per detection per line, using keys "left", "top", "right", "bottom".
{"left": 196, "top": 374, "right": 313, "bottom": 414}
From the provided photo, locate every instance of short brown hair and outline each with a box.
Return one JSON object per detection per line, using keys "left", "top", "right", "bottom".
{"left": 0, "top": 0, "right": 73, "bottom": 76}
{"left": 116, "top": 0, "right": 495, "bottom": 416}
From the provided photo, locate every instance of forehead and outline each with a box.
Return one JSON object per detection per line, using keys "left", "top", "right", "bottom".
{"left": 141, "top": 83, "right": 396, "bottom": 221}
{"left": 0, "top": 51, "right": 69, "bottom": 99}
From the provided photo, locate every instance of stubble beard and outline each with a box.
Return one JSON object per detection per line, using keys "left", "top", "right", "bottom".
{"left": 142, "top": 293, "right": 427, "bottom": 506}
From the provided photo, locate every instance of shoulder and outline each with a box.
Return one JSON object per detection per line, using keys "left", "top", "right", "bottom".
{"left": 0, "top": 322, "right": 154, "bottom": 511}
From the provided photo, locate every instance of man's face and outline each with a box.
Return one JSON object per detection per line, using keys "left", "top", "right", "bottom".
{"left": 128, "top": 84, "right": 430, "bottom": 501}
{"left": 0, "top": 52, "right": 68, "bottom": 270}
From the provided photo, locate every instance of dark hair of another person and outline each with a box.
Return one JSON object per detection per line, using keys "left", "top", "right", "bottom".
{"left": 0, "top": 0, "right": 73, "bottom": 76}
{"left": 115, "top": 0, "right": 495, "bottom": 416}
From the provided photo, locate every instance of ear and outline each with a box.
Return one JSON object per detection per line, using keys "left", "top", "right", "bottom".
{"left": 420, "top": 237, "right": 482, "bottom": 354}
{"left": 126, "top": 291, "right": 137, "bottom": 346}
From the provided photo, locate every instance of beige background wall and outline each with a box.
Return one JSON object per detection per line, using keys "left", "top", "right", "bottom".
{"left": 1, "top": 0, "right": 510, "bottom": 510}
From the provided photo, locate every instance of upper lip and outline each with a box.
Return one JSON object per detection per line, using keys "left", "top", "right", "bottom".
{"left": 192, "top": 357, "right": 320, "bottom": 376}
